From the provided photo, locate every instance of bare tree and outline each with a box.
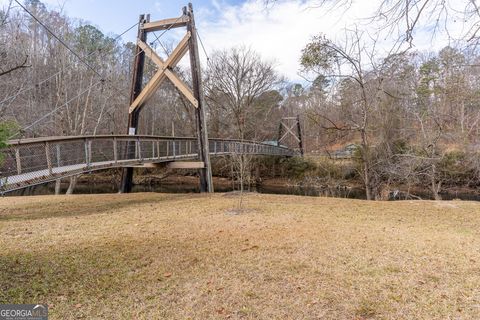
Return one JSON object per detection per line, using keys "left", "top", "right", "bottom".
{"left": 0, "top": 1, "right": 29, "bottom": 78}
{"left": 204, "top": 47, "right": 281, "bottom": 202}
{"left": 266, "top": 0, "right": 480, "bottom": 47}
{"left": 230, "top": 144, "right": 254, "bottom": 209}
{"left": 301, "top": 31, "right": 382, "bottom": 199}
{"left": 205, "top": 46, "right": 281, "bottom": 140}
{"left": 370, "top": 0, "right": 480, "bottom": 46}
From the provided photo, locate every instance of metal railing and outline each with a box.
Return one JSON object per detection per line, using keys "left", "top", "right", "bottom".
{"left": 0, "top": 135, "right": 294, "bottom": 192}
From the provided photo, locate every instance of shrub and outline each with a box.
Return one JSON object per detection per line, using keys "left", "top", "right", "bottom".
{"left": 0, "top": 121, "right": 17, "bottom": 164}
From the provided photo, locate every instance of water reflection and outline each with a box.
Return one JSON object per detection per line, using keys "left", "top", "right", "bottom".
{"left": 6, "top": 181, "right": 480, "bottom": 201}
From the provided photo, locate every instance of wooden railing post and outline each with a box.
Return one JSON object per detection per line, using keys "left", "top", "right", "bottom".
{"left": 84, "top": 139, "right": 90, "bottom": 168}
{"left": 137, "top": 137, "right": 142, "bottom": 160}
{"left": 45, "top": 142, "right": 53, "bottom": 175}
{"left": 15, "top": 148, "right": 22, "bottom": 175}
{"left": 113, "top": 137, "right": 118, "bottom": 163}
{"left": 56, "top": 144, "right": 61, "bottom": 167}
{"left": 1, "top": 135, "right": 295, "bottom": 193}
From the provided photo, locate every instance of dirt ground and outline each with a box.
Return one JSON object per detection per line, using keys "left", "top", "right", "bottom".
{"left": 1, "top": 193, "right": 480, "bottom": 319}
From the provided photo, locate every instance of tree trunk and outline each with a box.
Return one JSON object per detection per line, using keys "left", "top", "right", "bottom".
{"left": 364, "top": 160, "right": 372, "bottom": 200}
{"left": 55, "top": 179, "right": 61, "bottom": 195}
{"left": 430, "top": 164, "right": 441, "bottom": 200}
{"left": 239, "top": 154, "right": 244, "bottom": 209}
{"left": 255, "top": 164, "right": 260, "bottom": 184}
{"left": 360, "top": 130, "right": 372, "bottom": 200}
{"left": 66, "top": 176, "right": 77, "bottom": 195}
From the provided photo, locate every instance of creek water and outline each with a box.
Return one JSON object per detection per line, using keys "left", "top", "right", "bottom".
{"left": 8, "top": 180, "right": 480, "bottom": 201}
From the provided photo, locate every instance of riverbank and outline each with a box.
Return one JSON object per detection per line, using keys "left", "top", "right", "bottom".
{"left": 13, "top": 173, "right": 480, "bottom": 201}
{"left": 1, "top": 193, "right": 480, "bottom": 319}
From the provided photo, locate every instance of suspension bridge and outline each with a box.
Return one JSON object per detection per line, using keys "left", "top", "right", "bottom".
{"left": 0, "top": 3, "right": 302, "bottom": 194}
{"left": 0, "top": 135, "right": 293, "bottom": 193}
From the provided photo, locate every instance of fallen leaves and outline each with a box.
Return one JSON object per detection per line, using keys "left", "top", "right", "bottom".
{"left": 1, "top": 193, "right": 480, "bottom": 319}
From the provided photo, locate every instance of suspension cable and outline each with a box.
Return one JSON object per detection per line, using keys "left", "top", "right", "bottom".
{"left": 196, "top": 29, "right": 211, "bottom": 63}
{"left": 14, "top": 0, "right": 104, "bottom": 79}
{"left": 0, "top": 20, "right": 139, "bottom": 109}
{"left": 151, "top": 32, "right": 170, "bottom": 56}
{"left": 2, "top": 13, "right": 179, "bottom": 110}
{"left": 149, "top": 14, "right": 184, "bottom": 56}
{"left": 9, "top": 80, "right": 103, "bottom": 139}
{"left": 6, "top": 12, "right": 182, "bottom": 137}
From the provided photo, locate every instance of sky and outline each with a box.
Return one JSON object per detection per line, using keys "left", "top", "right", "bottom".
{"left": 2, "top": 0, "right": 470, "bottom": 82}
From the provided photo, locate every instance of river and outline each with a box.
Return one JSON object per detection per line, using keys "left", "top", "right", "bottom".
{"left": 7, "top": 178, "right": 480, "bottom": 201}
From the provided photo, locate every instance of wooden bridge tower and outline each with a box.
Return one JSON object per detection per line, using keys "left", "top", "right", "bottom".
{"left": 277, "top": 116, "right": 304, "bottom": 156}
{"left": 120, "top": 3, "right": 213, "bottom": 193}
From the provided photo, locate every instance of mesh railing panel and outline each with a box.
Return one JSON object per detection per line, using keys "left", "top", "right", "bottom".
{"left": 0, "top": 135, "right": 294, "bottom": 192}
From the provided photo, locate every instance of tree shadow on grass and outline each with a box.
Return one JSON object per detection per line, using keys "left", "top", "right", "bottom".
{"left": 0, "top": 194, "right": 185, "bottom": 221}
{"left": 0, "top": 235, "right": 196, "bottom": 311}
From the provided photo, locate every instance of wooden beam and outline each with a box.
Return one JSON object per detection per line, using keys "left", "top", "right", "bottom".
{"left": 45, "top": 142, "right": 52, "bottom": 175}
{"left": 129, "top": 40, "right": 169, "bottom": 112}
{"left": 137, "top": 40, "right": 165, "bottom": 68}
{"left": 165, "top": 69, "right": 198, "bottom": 108}
{"left": 164, "top": 32, "right": 191, "bottom": 66}
{"left": 142, "top": 16, "right": 189, "bottom": 32}
{"left": 167, "top": 161, "right": 205, "bottom": 169}
{"left": 121, "top": 14, "right": 149, "bottom": 193}
{"left": 135, "top": 161, "right": 205, "bottom": 169}
{"left": 137, "top": 40, "right": 197, "bottom": 107}
{"left": 138, "top": 33, "right": 190, "bottom": 71}
{"left": 113, "top": 138, "right": 118, "bottom": 163}
{"left": 129, "top": 69, "right": 167, "bottom": 113}
{"left": 187, "top": 3, "right": 213, "bottom": 192}
{"left": 280, "top": 122, "right": 300, "bottom": 142}
{"left": 136, "top": 163, "right": 163, "bottom": 168}
{"left": 15, "top": 148, "right": 22, "bottom": 174}
{"left": 129, "top": 32, "right": 194, "bottom": 113}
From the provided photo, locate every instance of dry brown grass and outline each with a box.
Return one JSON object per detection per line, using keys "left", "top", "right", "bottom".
{"left": 1, "top": 193, "right": 480, "bottom": 319}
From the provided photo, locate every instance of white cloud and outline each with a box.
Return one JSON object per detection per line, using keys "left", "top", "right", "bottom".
{"left": 194, "top": 0, "right": 463, "bottom": 82}
{"left": 195, "top": 0, "right": 382, "bottom": 82}
{"left": 2, "top": 0, "right": 465, "bottom": 83}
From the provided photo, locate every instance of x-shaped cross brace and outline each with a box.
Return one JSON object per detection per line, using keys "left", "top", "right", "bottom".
{"left": 279, "top": 122, "right": 300, "bottom": 143}
{"left": 129, "top": 31, "right": 198, "bottom": 114}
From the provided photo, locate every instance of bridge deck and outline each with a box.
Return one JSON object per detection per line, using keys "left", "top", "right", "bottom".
{"left": 0, "top": 135, "right": 294, "bottom": 192}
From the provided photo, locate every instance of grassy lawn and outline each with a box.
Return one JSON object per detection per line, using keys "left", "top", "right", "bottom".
{"left": 1, "top": 193, "right": 480, "bottom": 319}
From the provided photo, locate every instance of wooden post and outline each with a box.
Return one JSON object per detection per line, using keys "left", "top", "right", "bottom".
{"left": 277, "top": 122, "right": 283, "bottom": 147}
{"left": 296, "top": 115, "right": 304, "bottom": 156}
{"left": 84, "top": 139, "right": 90, "bottom": 168}
{"left": 120, "top": 14, "right": 149, "bottom": 193}
{"left": 15, "top": 148, "right": 22, "bottom": 175}
{"left": 55, "top": 144, "right": 61, "bottom": 167}
{"left": 120, "top": 7, "right": 213, "bottom": 193}
{"left": 45, "top": 142, "right": 52, "bottom": 175}
{"left": 186, "top": 3, "right": 213, "bottom": 192}
{"left": 137, "top": 137, "right": 142, "bottom": 160}
{"left": 113, "top": 137, "right": 118, "bottom": 163}
{"left": 278, "top": 116, "right": 304, "bottom": 156}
